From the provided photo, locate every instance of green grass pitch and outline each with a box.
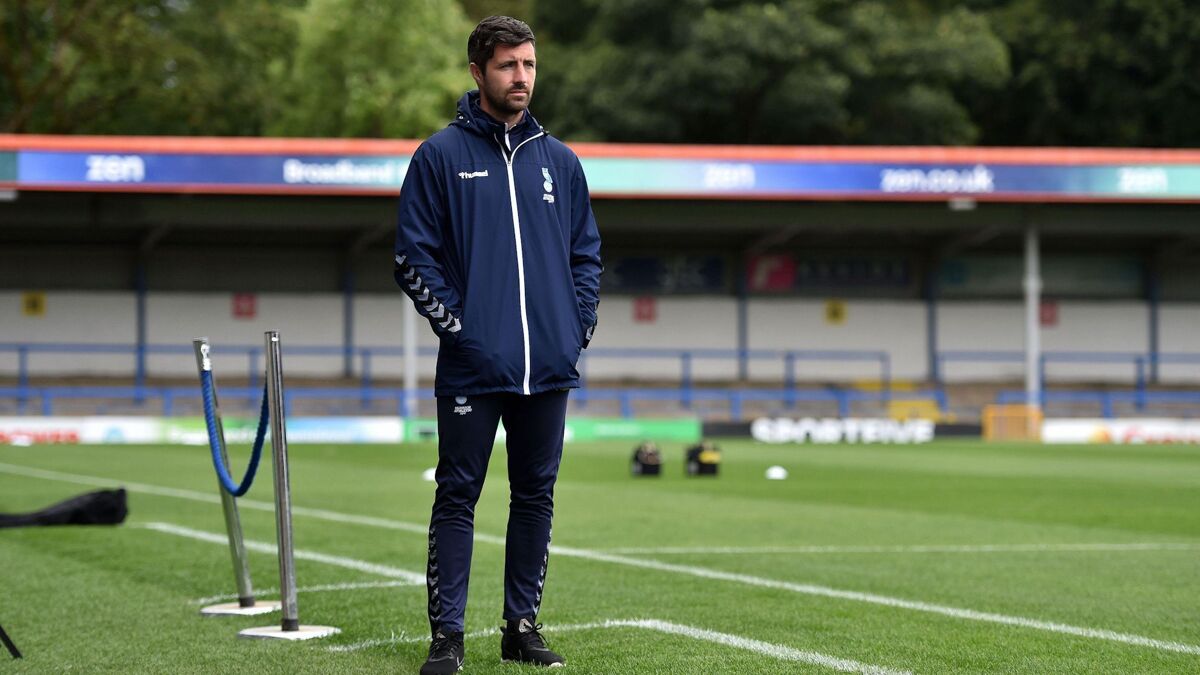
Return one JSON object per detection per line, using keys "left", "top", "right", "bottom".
{"left": 1, "top": 438, "right": 1198, "bottom": 673}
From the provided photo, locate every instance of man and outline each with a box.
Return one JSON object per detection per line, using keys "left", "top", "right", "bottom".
{"left": 393, "top": 15, "right": 602, "bottom": 675}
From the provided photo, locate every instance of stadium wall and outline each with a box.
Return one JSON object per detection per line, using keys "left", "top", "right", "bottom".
{"left": 3, "top": 291, "right": 1197, "bottom": 385}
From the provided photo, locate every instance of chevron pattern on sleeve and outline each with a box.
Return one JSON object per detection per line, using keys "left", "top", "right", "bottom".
{"left": 395, "top": 254, "right": 462, "bottom": 335}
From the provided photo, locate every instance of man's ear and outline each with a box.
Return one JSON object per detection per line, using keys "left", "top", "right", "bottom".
{"left": 469, "top": 62, "right": 484, "bottom": 88}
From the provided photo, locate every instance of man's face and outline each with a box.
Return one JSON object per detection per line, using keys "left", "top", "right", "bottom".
{"left": 471, "top": 41, "right": 536, "bottom": 121}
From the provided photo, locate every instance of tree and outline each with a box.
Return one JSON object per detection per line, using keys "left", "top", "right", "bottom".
{"left": 0, "top": 1, "right": 299, "bottom": 135}
{"left": 531, "top": 0, "right": 1009, "bottom": 145}
{"left": 968, "top": 0, "right": 1200, "bottom": 147}
{"left": 267, "top": 0, "right": 472, "bottom": 139}
{"left": 458, "top": 0, "right": 532, "bottom": 22}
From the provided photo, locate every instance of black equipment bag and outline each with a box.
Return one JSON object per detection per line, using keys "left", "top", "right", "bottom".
{"left": 631, "top": 441, "right": 663, "bottom": 476}
{"left": 0, "top": 489, "right": 128, "bottom": 529}
{"left": 685, "top": 441, "right": 720, "bottom": 476}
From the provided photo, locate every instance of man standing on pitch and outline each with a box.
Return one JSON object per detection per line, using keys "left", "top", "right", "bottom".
{"left": 394, "top": 15, "right": 602, "bottom": 674}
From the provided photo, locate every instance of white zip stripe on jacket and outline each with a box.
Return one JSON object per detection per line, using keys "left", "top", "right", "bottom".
{"left": 497, "top": 130, "right": 546, "bottom": 395}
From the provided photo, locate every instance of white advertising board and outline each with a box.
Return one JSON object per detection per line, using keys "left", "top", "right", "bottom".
{"left": 1042, "top": 419, "right": 1200, "bottom": 444}
{"left": 0, "top": 417, "right": 405, "bottom": 445}
{"left": 751, "top": 417, "right": 935, "bottom": 444}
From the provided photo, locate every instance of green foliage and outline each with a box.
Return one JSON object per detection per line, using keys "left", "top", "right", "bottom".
{"left": 3, "top": 0, "right": 1196, "bottom": 145}
{"left": 458, "top": 0, "right": 532, "bottom": 22}
{"left": 532, "top": 0, "right": 1009, "bottom": 145}
{"left": 267, "top": 0, "right": 472, "bottom": 138}
{"left": 0, "top": 0, "right": 469, "bottom": 139}
{"left": 969, "top": 0, "right": 1200, "bottom": 147}
{"left": 0, "top": 1, "right": 299, "bottom": 135}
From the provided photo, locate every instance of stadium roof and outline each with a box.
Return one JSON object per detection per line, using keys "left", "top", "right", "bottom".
{"left": 3, "top": 135, "right": 1199, "bottom": 297}
{"left": 3, "top": 135, "right": 1200, "bottom": 203}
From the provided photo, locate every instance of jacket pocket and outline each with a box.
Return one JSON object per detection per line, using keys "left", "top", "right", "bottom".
{"left": 579, "top": 315, "right": 596, "bottom": 350}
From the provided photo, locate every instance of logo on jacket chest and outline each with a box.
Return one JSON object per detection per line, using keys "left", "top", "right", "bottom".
{"left": 455, "top": 166, "right": 555, "bottom": 204}
{"left": 541, "top": 167, "right": 555, "bottom": 204}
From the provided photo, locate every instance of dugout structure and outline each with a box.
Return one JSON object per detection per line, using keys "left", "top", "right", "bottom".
{"left": 2, "top": 136, "right": 1200, "bottom": 416}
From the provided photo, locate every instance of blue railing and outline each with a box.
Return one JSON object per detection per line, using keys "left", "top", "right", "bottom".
{"left": 577, "top": 347, "right": 891, "bottom": 408}
{"left": 0, "top": 342, "right": 447, "bottom": 394}
{"left": 16, "top": 342, "right": 1197, "bottom": 395}
{"left": 4, "top": 342, "right": 1199, "bottom": 420}
{"left": 996, "top": 389, "right": 1200, "bottom": 419}
{"left": 0, "top": 341, "right": 893, "bottom": 409}
{"left": 0, "top": 384, "right": 434, "bottom": 418}
{"left": 573, "top": 386, "right": 931, "bottom": 419}
{"left": 0, "top": 383, "right": 946, "bottom": 421}
{"left": 937, "top": 349, "right": 1200, "bottom": 394}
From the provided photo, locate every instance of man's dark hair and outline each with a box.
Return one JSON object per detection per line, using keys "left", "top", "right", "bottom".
{"left": 468, "top": 16, "right": 535, "bottom": 72}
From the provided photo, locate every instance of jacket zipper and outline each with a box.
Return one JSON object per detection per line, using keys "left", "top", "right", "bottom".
{"left": 497, "top": 129, "right": 545, "bottom": 395}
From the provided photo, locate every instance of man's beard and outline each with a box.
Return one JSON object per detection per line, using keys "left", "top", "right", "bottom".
{"left": 482, "top": 82, "right": 532, "bottom": 117}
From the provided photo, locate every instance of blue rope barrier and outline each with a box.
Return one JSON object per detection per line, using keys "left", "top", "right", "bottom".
{"left": 200, "top": 369, "right": 268, "bottom": 497}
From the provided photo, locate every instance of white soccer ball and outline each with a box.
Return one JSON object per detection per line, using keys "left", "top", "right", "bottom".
{"left": 765, "top": 465, "right": 788, "bottom": 480}
{"left": 421, "top": 467, "right": 437, "bottom": 482}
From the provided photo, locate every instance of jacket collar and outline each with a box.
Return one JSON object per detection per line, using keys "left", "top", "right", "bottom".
{"left": 452, "top": 90, "right": 543, "bottom": 148}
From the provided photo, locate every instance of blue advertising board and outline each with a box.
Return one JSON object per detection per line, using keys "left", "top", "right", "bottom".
{"left": 4, "top": 137, "right": 1200, "bottom": 201}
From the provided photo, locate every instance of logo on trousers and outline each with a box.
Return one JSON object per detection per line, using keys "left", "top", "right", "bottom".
{"left": 453, "top": 396, "right": 472, "bottom": 415}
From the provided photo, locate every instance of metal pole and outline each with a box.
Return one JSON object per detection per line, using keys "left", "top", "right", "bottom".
{"left": 1023, "top": 226, "right": 1042, "bottom": 437}
{"left": 1147, "top": 263, "right": 1160, "bottom": 384}
{"left": 681, "top": 352, "right": 693, "bottom": 409}
{"left": 403, "top": 303, "right": 418, "bottom": 418}
{"left": 135, "top": 265, "right": 148, "bottom": 403}
{"left": 265, "top": 331, "right": 300, "bottom": 631}
{"left": 924, "top": 264, "right": 940, "bottom": 383}
{"left": 192, "top": 338, "right": 256, "bottom": 608}
{"left": 342, "top": 268, "right": 355, "bottom": 379}
{"left": 736, "top": 290, "right": 749, "bottom": 382}
{"left": 135, "top": 263, "right": 147, "bottom": 398}
{"left": 16, "top": 346, "right": 27, "bottom": 411}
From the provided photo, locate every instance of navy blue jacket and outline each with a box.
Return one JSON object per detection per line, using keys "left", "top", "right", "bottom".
{"left": 395, "top": 92, "right": 602, "bottom": 397}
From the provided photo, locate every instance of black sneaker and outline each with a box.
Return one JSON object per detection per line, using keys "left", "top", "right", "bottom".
{"left": 501, "top": 618, "right": 565, "bottom": 667}
{"left": 420, "top": 630, "right": 464, "bottom": 675}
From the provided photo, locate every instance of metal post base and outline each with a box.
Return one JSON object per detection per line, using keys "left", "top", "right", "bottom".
{"left": 200, "top": 601, "right": 281, "bottom": 617}
{"left": 239, "top": 625, "right": 340, "bottom": 641}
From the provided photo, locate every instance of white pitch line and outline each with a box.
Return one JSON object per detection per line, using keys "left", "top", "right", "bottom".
{"left": 0, "top": 460, "right": 446, "bottom": 536}
{"left": 639, "top": 619, "right": 908, "bottom": 675}
{"left": 192, "top": 580, "right": 418, "bottom": 606}
{"left": 6, "top": 462, "right": 1200, "bottom": 657}
{"left": 328, "top": 618, "right": 910, "bottom": 675}
{"left": 139, "top": 522, "right": 425, "bottom": 584}
{"left": 603, "top": 543, "right": 1200, "bottom": 555}
{"left": 546, "top": 544, "right": 1200, "bottom": 657}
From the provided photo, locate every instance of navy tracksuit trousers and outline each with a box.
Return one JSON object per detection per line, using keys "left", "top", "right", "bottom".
{"left": 426, "top": 389, "right": 569, "bottom": 634}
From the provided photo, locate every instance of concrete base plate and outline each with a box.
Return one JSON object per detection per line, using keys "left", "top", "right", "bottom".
{"left": 200, "top": 601, "right": 281, "bottom": 617}
{"left": 239, "top": 625, "right": 341, "bottom": 641}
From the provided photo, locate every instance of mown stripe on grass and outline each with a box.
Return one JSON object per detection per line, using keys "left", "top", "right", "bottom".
{"left": 139, "top": 522, "right": 425, "bottom": 584}
{"left": 8, "top": 462, "right": 1199, "bottom": 657}
{"left": 603, "top": 543, "right": 1200, "bottom": 555}
{"left": 549, "top": 544, "right": 1200, "bottom": 657}
{"left": 192, "top": 580, "right": 419, "bottom": 606}
{"left": 328, "top": 618, "right": 911, "bottom": 674}
{"left": 0, "top": 460, "right": 488, "bottom": 537}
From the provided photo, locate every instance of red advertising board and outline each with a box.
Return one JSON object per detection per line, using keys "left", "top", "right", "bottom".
{"left": 633, "top": 296, "right": 657, "bottom": 323}
{"left": 232, "top": 292, "right": 257, "bottom": 319}
{"left": 746, "top": 254, "right": 796, "bottom": 292}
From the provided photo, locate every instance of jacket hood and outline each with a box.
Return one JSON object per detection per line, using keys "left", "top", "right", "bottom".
{"left": 452, "top": 90, "right": 543, "bottom": 139}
